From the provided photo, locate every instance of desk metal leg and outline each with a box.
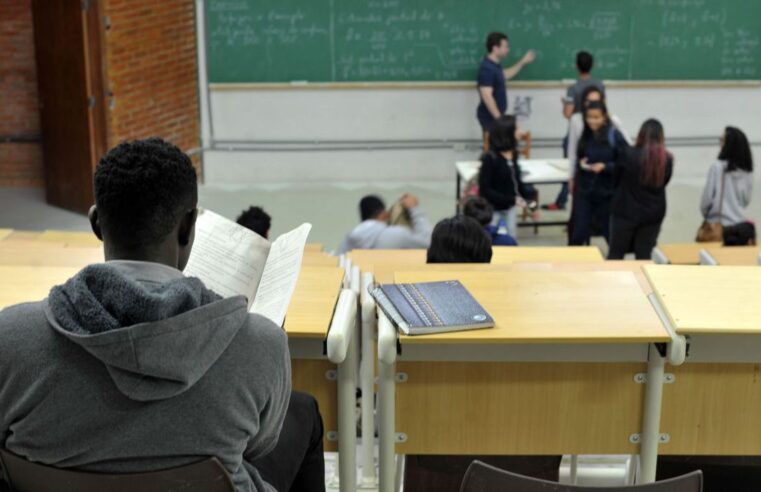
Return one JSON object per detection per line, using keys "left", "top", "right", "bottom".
{"left": 360, "top": 273, "right": 377, "bottom": 488}
{"left": 378, "top": 313, "right": 398, "bottom": 492}
{"left": 640, "top": 344, "right": 665, "bottom": 483}
{"left": 569, "top": 455, "right": 578, "bottom": 484}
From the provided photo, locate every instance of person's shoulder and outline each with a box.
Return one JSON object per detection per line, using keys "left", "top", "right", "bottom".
{"left": 0, "top": 301, "right": 54, "bottom": 359}
{"left": 481, "top": 151, "right": 499, "bottom": 165}
{"left": 238, "top": 313, "right": 288, "bottom": 355}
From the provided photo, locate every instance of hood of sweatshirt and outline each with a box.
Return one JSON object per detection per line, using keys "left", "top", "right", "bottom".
{"left": 44, "top": 261, "right": 250, "bottom": 402}
{"left": 343, "top": 220, "right": 388, "bottom": 250}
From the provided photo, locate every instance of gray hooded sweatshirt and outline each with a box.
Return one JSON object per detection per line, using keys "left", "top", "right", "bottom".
{"left": 700, "top": 160, "right": 753, "bottom": 226}
{"left": 0, "top": 261, "right": 290, "bottom": 492}
{"left": 337, "top": 206, "right": 432, "bottom": 254}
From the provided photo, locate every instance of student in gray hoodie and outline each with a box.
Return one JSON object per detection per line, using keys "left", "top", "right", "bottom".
{"left": 337, "top": 194, "right": 432, "bottom": 254}
{"left": 701, "top": 126, "right": 754, "bottom": 226}
{"left": 0, "top": 138, "right": 324, "bottom": 492}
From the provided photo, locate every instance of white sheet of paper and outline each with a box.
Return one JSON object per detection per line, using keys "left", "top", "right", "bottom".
{"left": 250, "top": 223, "right": 312, "bottom": 326}
{"left": 183, "top": 209, "right": 270, "bottom": 303}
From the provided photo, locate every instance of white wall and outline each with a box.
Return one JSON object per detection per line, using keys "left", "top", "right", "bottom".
{"left": 204, "top": 84, "right": 761, "bottom": 184}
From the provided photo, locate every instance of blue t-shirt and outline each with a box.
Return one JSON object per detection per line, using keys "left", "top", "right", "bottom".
{"left": 476, "top": 57, "right": 507, "bottom": 129}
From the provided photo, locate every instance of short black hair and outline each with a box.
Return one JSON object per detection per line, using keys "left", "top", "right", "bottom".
{"left": 236, "top": 206, "right": 271, "bottom": 238}
{"left": 719, "top": 126, "right": 753, "bottom": 172}
{"left": 488, "top": 115, "right": 518, "bottom": 154}
{"left": 360, "top": 195, "right": 386, "bottom": 221}
{"left": 576, "top": 51, "right": 594, "bottom": 73}
{"left": 427, "top": 216, "right": 493, "bottom": 264}
{"left": 94, "top": 138, "right": 197, "bottom": 247}
{"left": 486, "top": 32, "right": 508, "bottom": 53}
{"left": 463, "top": 197, "right": 494, "bottom": 227}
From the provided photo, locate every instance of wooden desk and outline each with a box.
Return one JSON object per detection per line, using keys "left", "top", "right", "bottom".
{"left": 0, "top": 229, "right": 13, "bottom": 241}
{"left": 284, "top": 266, "right": 346, "bottom": 454}
{"left": 304, "top": 243, "right": 324, "bottom": 252}
{"left": 349, "top": 246, "right": 603, "bottom": 274}
{"left": 645, "top": 265, "right": 761, "bottom": 455}
{"left": 0, "top": 244, "right": 103, "bottom": 267}
{"left": 369, "top": 262, "right": 512, "bottom": 284}
{"left": 658, "top": 243, "right": 721, "bottom": 265}
{"left": 376, "top": 269, "right": 672, "bottom": 489}
{"left": 511, "top": 261, "right": 653, "bottom": 294}
{"left": 37, "top": 230, "right": 102, "bottom": 248}
{"left": 0, "top": 266, "right": 80, "bottom": 309}
{"left": 703, "top": 246, "right": 761, "bottom": 266}
{"left": 301, "top": 252, "right": 340, "bottom": 267}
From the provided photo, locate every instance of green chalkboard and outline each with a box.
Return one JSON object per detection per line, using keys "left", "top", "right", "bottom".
{"left": 206, "top": 0, "right": 761, "bottom": 83}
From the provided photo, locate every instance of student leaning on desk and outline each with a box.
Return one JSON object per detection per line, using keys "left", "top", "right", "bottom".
{"left": 0, "top": 138, "right": 324, "bottom": 492}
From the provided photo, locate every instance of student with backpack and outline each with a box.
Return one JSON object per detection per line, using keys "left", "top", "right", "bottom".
{"left": 569, "top": 101, "right": 629, "bottom": 246}
{"left": 608, "top": 119, "right": 673, "bottom": 259}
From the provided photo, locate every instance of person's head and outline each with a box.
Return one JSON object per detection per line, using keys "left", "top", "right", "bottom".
{"left": 485, "top": 32, "right": 509, "bottom": 59}
{"left": 580, "top": 85, "right": 604, "bottom": 107}
{"left": 636, "top": 119, "right": 671, "bottom": 188}
{"left": 723, "top": 221, "right": 756, "bottom": 246}
{"left": 488, "top": 115, "right": 519, "bottom": 155}
{"left": 90, "top": 138, "right": 198, "bottom": 269}
{"left": 576, "top": 51, "right": 594, "bottom": 74}
{"left": 236, "top": 206, "right": 272, "bottom": 239}
{"left": 359, "top": 195, "right": 388, "bottom": 223}
{"left": 427, "top": 216, "right": 493, "bottom": 264}
{"left": 462, "top": 197, "right": 494, "bottom": 227}
{"left": 719, "top": 126, "right": 753, "bottom": 172}
{"left": 582, "top": 100, "right": 609, "bottom": 133}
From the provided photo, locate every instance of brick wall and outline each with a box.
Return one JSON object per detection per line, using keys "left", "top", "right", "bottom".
{"left": 0, "top": 0, "right": 44, "bottom": 187}
{"left": 102, "top": 0, "right": 200, "bottom": 167}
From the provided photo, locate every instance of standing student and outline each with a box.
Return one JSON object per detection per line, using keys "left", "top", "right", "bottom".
{"left": 237, "top": 205, "right": 272, "bottom": 239}
{"left": 478, "top": 115, "right": 530, "bottom": 238}
{"left": 426, "top": 215, "right": 493, "bottom": 263}
{"left": 570, "top": 101, "right": 629, "bottom": 246}
{"left": 476, "top": 32, "right": 535, "bottom": 150}
{"left": 698, "top": 126, "right": 754, "bottom": 240}
{"left": 544, "top": 51, "right": 606, "bottom": 211}
{"left": 608, "top": 119, "right": 673, "bottom": 259}
{"left": 337, "top": 194, "right": 432, "bottom": 253}
{"left": 0, "top": 138, "right": 325, "bottom": 492}
{"left": 463, "top": 196, "right": 518, "bottom": 246}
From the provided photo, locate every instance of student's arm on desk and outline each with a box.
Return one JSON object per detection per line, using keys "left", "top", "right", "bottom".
{"left": 243, "top": 324, "right": 291, "bottom": 462}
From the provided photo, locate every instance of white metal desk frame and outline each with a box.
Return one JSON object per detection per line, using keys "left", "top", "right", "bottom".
{"left": 373, "top": 279, "right": 687, "bottom": 492}
{"left": 455, "top": 159, "right": 571, "bottom": 227}
{"left": 290, "top": 288, "right": 359, "bottom": 492}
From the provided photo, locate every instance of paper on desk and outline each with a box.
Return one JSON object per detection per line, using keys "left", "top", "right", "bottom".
{"left": 183, "top": 209, "right": 270, "bottom": 303}
{"left": 250, "top": 223, "right": 312, "bottom": 326}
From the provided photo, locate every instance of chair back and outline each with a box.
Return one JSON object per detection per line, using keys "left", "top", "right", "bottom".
{"left": 0, "top": 450, "right": 235, "bottom": 492}
{"left": 460, "top": 460, "right": 702, "bottom": 492}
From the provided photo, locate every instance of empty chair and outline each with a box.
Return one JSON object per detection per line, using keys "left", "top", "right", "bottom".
{"left": 0, "top": 450, "right": 234, "bottom": 492}
{"left": 460, "top": 460, "right": 702, "bottom": 492}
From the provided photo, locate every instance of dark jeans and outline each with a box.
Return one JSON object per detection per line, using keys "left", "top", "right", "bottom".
{"left": 253, "top": 391, "right": 325, "bottom": 492}
{"left": 554, "top": 133, "right": 570, "bottom": 207}
{"left": 608, "top": 215, "right": 662, "bottom": 260}
{"left": 569, "top": 188, "right": 611, "bottom": 245}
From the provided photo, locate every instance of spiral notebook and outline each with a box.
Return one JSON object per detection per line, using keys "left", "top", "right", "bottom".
{"left": 370, "top": 280, "right": 494, "bottom": 336}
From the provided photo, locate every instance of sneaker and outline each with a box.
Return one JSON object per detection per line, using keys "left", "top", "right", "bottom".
{"left": 541, "top": 203, "right": 566, "bottom": 211}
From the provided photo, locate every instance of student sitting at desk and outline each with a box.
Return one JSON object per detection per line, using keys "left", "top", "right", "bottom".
{"left": 426, "top": 215, "right": 493, "bottom": 263}
{"left": 337, "top": 194, "right": 432, "bottom": 253}
{"left": 463, "top": 196, "right": 518, "bottom": 246}
{"left": 0, "top": 138, "right": 325, "bottom": 492}
{"left": 569, "top": 101, "right": 629, "bottom": 246}
{"left": 608, "top": 119, "right": 673, "bottom": 260}
{"left": 237, "top": 205, "right": 272, "bottom": 239}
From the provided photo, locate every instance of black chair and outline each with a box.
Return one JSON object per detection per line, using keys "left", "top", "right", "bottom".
{"left": 0, "top": 450, "right": 235, "bottom": 492}
{"left": 460, "top": 460, "right": 703, "bottom": 492}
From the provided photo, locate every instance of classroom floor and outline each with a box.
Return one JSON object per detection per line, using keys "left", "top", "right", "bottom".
{"left": 1, "top": 164, "right": 756, "bottom": 256}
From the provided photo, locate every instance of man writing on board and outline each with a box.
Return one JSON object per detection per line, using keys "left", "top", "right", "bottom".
{"left": 476, "top": 32, "right": 535, "bottom": 150}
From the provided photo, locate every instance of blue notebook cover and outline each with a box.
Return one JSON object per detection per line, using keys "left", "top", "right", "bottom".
{"left": 370, "top": 280, "right": 494, "bottom": 335}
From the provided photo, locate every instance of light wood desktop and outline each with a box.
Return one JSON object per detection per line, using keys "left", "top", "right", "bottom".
{"left": 0, "top": 266, "right": 80, "bottom": 309}
{"left": 0, "top": 243, "right": 104, "bottom": 267}
{"left": 0, "top": 229, "right": 13, "bottom": 241}
{"left": 703, "top": 246, "right": 761, "bottom": 266}
{"left": 381, "top": 269, "right": 668, "bottom": 457}
{"left": 37, "top": 230, "right": 103, "bottom": 248}
{"left": 304, "top": 243, "right": 324, "bottom": 252}
{"left": 645, "top": 264, "right": 761, "bottom": 455}
{"left": 301, "top": 252, "right": 340, "bottom": 267}
{"left": 510, "top": 261, "right": 653, "bottom": 294}
{"left": 658, "top": 243, "right": 721, "bottom": 265}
